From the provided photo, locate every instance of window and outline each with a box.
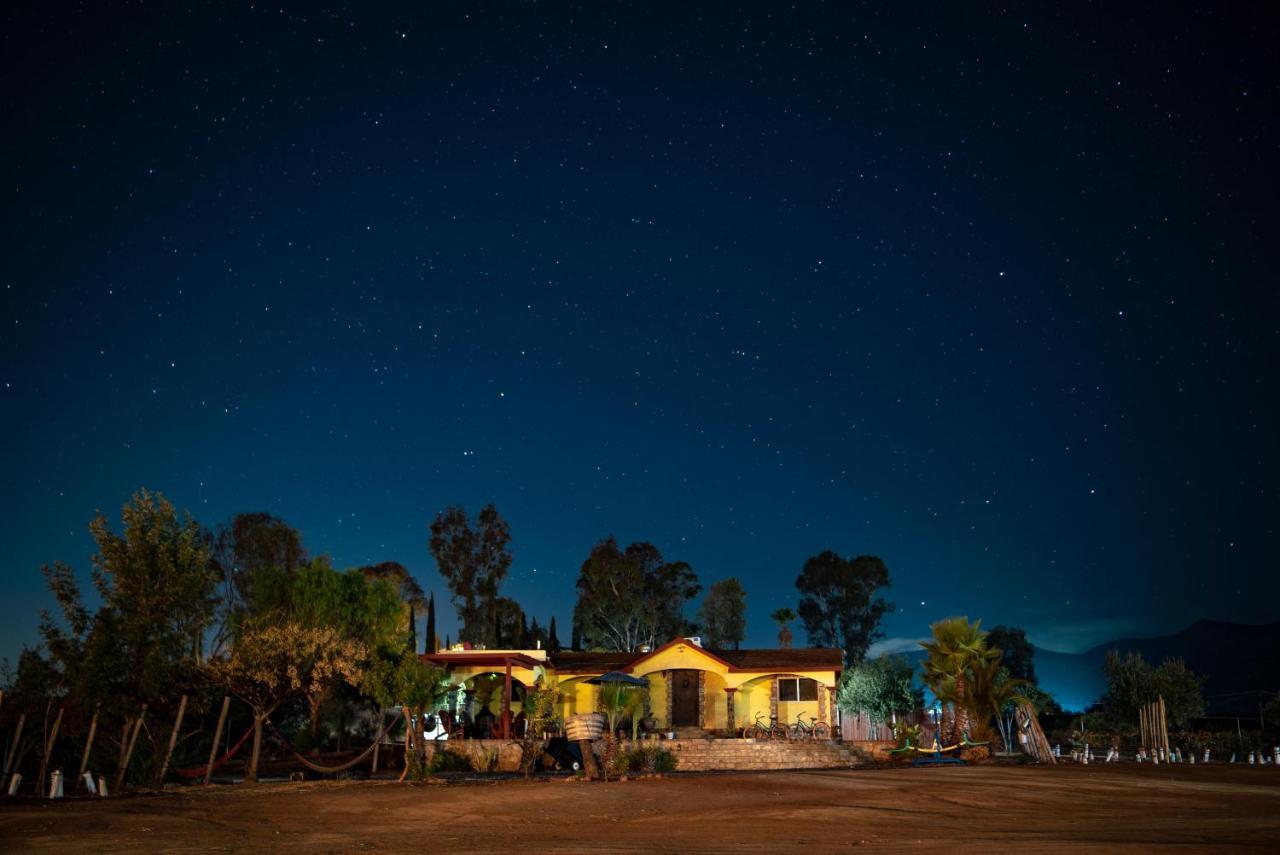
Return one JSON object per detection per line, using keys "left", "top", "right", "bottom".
{"left": 777, "top": 678, "right": 818, "bottom": 702}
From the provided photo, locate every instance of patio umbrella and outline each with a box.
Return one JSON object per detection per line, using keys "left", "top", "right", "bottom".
{"left": 586, "top": 671, "right": 650, "bottom": 686}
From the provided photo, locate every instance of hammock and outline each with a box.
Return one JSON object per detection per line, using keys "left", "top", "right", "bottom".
{"left": 172, "top": 724, "right": 255, "bottom": 778}
{"left": 264, "top": 710, "right": 405, "bottom": 775}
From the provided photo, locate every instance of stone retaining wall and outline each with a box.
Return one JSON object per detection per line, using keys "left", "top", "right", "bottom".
{"left": 422, "top": 737, "right": 870, "bottom": 774}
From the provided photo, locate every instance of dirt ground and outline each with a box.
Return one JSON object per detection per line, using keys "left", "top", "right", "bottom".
{"left": 2, "top": 764, "right": 1278, "bottom": 853}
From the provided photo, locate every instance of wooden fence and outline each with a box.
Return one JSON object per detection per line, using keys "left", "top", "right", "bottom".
{"left": 840, "top": 709, "right": 931, "bottom": 742}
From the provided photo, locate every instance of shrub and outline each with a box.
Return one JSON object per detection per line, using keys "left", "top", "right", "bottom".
{"left": 611, "top": 745, "right": 678, "bottom": 774}
{"left": 427, "top": 749, "right": 473, "bottom": 773}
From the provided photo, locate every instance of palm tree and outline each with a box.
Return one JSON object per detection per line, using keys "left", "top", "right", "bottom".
{"left": 921, "top": 616, "right": 998, "bottom": 741}
{"left": 770, "top": 608, "right": 797, "bottom": 648}
{"left": 965, "top": 656, "right": 1031, "bottom": 752}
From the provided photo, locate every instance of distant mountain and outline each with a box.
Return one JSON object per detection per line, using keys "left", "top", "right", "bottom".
{"left": 1076, "top": 619, "right": 1280, "bottom": 716}
{"left": 881, "top": 620, "right": 1280, "bottom": 715}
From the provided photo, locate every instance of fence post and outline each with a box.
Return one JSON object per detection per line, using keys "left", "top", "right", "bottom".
{"left": 36, "top": 707, "right": 64, "bottom": 797}
{"left": 3, "top": 713, "right": 24, "bottom": 781}
{"left": 204, "top": 696, "right": 231, "bottom": 785}
{"left": 114, "top": 704, "right": 147, "bottom": 792}
{"left": 78, "top": 706, "right": 100, "bottom": 787}
{"left": 156, "top": 695, "right": 188, "bottom": 786}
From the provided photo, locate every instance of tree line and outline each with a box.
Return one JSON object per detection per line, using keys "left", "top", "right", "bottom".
{"left": 2, "top": 489, "right": 906, "bottom": 787}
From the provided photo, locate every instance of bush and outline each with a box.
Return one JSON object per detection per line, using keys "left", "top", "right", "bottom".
{"left": 427, "top": 749, "right": 473, "bottom": 773}
{"left": 611, "top": 744, "right": 678, "bottom": 774}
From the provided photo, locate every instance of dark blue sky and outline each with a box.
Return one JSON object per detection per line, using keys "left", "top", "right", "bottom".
{"left": 3, "top": 3, "right": 1276, "bottom": 672}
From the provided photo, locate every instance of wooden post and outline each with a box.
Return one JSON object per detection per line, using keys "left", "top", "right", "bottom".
{"left": 37, "top": 707, "right": 64, "bottom": 795}
{"left": 503, "top": 660, "right": 513, "bottom": 740}
{"left": 156, "top": 695, "right": 188, "bottom": 786}
{"left": 577, "top": 738, "right": 599, "bottom": 780}
{"left": 1159, "top": 696, "right": 1169, "bottom": 754}
{"left": 204, "top": 696, "right": 231, "bottom": 785}
{"left": 3, "top": 713, "right": 24, "bottom": 778}
{"left": 114, "top": 705, "right": 147, "bottom": 792}
{"left": 78, "top": 706, "right": 100, "bottom": 784}
{"left": 371, "top": 711, "right": 381, "bottom": 774}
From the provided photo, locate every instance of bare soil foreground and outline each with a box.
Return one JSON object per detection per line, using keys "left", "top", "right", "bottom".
{"left": 2, "top": 764, "right": 1279, "bottom": 853}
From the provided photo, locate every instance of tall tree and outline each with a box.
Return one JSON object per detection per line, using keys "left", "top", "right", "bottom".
{"left": 795, "top": 552, "right": 891, "bottom": 665}
{"left": 424, "top": 593, "right": 437, "bottom": 654}
{"left": 56, "top": 489, "right": 219, "bottom": 714}
{"left": 572, "top": 537, "right": 700, "bottom": 652}
{"left": 428, "top": 504, "right": 513, "bottom": 647}
{"left": 288, "top": 558, "right": 407, "bottom": 736}
{"left": 210, "top": 511, "right": 306, "bottom": 649}
{"left": 547, "top": 616, "right": 561, "bottom": 652}
{"left": 985, "top": 625, "right": 1037, "bottom": 684}
{"left": 356, "top": 561, "right": 428, "bottom": 648}
{"left": 698, "top": 578, "right": 747, "bottom": 650}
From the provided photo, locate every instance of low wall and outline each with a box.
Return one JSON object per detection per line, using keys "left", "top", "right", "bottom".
{"left": 423, "top": 737, "right": 869, "bottom": 773}
{"left": 423, "top": 740, "right": 524, "bottom": 773}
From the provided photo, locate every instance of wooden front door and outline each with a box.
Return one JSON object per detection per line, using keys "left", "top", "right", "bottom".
{"left": 671, "top": 670, "right": 699, "bottom": 726}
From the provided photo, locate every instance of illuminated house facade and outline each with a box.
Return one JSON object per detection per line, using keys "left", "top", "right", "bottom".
{"left": 422, "top": 637, "right": 844, "bottom": 739}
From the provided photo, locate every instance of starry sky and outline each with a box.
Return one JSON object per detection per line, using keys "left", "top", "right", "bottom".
{"left": 2, "top": 3, "right": 1276, "bottom": 677}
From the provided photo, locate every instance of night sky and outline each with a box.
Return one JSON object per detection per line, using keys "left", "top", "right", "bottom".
{"left": 3, "top": 3, "right": 1276, "bottom": 679}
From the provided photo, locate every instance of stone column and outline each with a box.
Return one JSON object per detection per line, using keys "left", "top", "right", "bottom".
{"left": 725, "top": 688, "right": 737, "bottom": 735}
{"left": 818, "top": 682, "right": 827, "bottom": 724}
{"left": 827, "top": 686, "right": 838, "bottom": 731}
{"left": 770, "top": 677, "right": 779, "bottom": 725}
{"left": 697, "top": 672, "right": 706, "bottom": 729}
{"left": 664, "top": 671, "right": 673, "bottom": 730}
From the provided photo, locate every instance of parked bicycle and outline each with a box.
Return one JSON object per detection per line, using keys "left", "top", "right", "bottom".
{"left": 743, "top": 712, "right": 787, "bottom": 740}
{"left": 787, "top": 711, "right": 831, "bottom": 741}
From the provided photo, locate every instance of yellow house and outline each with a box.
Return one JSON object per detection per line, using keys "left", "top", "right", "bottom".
{"left": 422, "top": 637, "right": 843, "bottom": 739}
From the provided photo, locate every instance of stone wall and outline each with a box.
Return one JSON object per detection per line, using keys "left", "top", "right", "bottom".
{"left": 651, "top": 738, "right": 866, "bottom": 772}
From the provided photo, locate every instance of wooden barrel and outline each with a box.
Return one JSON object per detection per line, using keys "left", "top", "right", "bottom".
{"left": 565, "top": 713, "right": 605, "bottom": 741}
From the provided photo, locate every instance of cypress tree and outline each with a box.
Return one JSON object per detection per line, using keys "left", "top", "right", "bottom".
{"left": 571, "top": 621, "right": 581, "bottom": 652}
{"left": 425, "top": 593, "right": 437, "bottom": 654}
{"left": 548, "top": 616, "right": 561, "bottom": 652}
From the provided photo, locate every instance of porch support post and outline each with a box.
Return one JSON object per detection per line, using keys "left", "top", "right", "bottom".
{"left": 827, "top": 686, "right": 839, "bottom": 734}
{"left": 725, "top": 688, "right": 736, "bottom": 736}
{"left": 502, "top": 660, "right": 513, "bottom": 740}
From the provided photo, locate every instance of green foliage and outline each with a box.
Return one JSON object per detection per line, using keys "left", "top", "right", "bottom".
{"left": 795, "top": 552, "right": 891, "bottom": 665}
{"left": 362, "top": 651, "right": 450, "bottom": 713}
{"left": 921, "top": 616, "right": 998, "bottom": 740}
{"left": 598, "top": 683, "right": 647, "bottom": 735}
{"left": 769, "top": 607, "right": 796, "bottom": 627}
{"left": 611, "top": 744, "right": 677, "bottom": 774}
{"left": 837, "top": 655, "right": 923, "bottom": 724}
{"left": 291, "top": 558, "right": 408, "bottom": 656}
{"left": 572, "top": 537, "right": 699, "bottom": 651}
{"left": 1099, "top": 650, "right": 1206, "bottom": 730}
{"left": 37, "top": 490, "right": 218, "bottom": 716}
{"left": 210, "top": 511, "right": 306, "bottom": 645}
{"left": 428, "top": 749, "right": 474, "bottom": 773}
{"left": 698, "top": 577, "right": 747, "bottom": 650}
{"left": 428, "top": 504, "right": 513, "bottom": 647}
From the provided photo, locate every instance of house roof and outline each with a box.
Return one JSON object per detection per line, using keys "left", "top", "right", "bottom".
{"left": 421, "top": 652, "right": 545, "bottom": 670}
{"left": 548, "top": 639, "right": 842, "bottom": 674}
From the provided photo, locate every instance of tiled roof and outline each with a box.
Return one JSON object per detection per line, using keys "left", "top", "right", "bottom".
{"left": 548, "top": 643, "right": 842, "bottom": 673}
{"left": 550, "top": 650, "right": 644, "bottom": 672}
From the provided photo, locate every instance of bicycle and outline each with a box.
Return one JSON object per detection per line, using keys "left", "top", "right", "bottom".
{"left": 787, "top": 711, "right": 831, "bottom": 741}
{"left": 743, "top": 712, "right": 786, "bottom": 740}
